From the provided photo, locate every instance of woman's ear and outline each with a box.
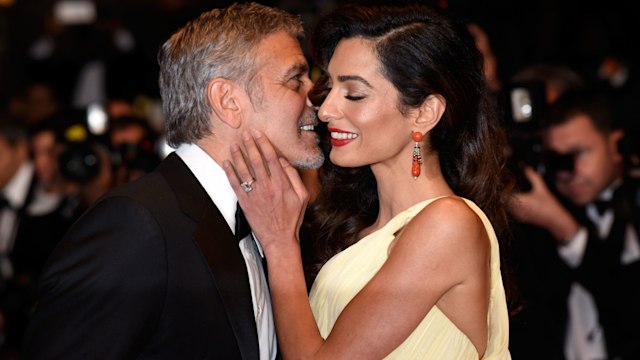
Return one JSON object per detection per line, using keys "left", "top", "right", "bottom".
{"left": 415, "top": 94, "right": 446, "bottom": 132}
{"left": 207, "top": 78, "right": 243, "bottom": 129}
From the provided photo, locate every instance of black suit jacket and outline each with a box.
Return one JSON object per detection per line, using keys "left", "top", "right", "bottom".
{"left": 510, "top": 176, "right": 640, "bottom": 360}
{"left": 574, "top": 176, "right": 640, "bottom": 359}
{"left": 23, "top": 153, "right": 261, "bottom": 359}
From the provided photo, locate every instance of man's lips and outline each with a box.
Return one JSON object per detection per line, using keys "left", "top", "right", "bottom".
{"left": 299, "top": 124, "right": 315, "bottom": 131}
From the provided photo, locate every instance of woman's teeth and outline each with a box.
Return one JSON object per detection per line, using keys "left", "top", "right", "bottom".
{"left": 330, "top": 132, "right": 358, "bottom": 139}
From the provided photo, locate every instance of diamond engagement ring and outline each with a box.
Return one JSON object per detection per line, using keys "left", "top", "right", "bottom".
{"left": 240, "top": 178, "right": 255, "bottom": 193}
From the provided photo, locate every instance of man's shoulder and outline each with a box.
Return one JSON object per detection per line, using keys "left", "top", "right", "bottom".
{"left": 88, "top": 153, "right": 214, "bottom": 225}
{"left": 626, "top": 175, "right": 640, "bottom": 187}
{"left": 611, "top": 176, "right": 640, "bottom": 218}
{"left": 108, "top": 153, "right": 185, "bottom": 196}
{"left": 107, "top": 169, "right": 167, "bottom": 199}
{"left": 93, "top": 156, "right": 182, "bottom": 211}
{"left": 621, "top": 175, "right": 640, "bottom": 203}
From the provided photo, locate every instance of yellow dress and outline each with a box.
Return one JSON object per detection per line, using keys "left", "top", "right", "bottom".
{"left": 309, "top": 197, "right": 511, "bottom": 359}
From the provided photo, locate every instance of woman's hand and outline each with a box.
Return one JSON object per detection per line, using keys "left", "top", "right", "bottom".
{"left": 223, "top": 130, "right": 309, "bottom": 252}
{"left": 226, "top": 131, "right": 325, "bottom": 359}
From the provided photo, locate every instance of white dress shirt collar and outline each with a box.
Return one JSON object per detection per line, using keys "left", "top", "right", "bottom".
{"left": 2, "top": 162, "right": 34, "bottom": 210}
{"left": 175, "top": 143, "right": 237, "bottom": 234}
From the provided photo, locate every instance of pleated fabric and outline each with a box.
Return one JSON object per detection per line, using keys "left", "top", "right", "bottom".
{"left": 309, "top": 197, "right": 511, "bottom": 359}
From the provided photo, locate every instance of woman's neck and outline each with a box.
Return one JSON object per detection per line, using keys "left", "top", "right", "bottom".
{"left": 367, "top": 153, "right": 453, "bottom": 234}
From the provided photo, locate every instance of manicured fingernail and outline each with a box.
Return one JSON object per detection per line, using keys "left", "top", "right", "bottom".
{"left": 230, "top": 143, "right": 239, "bottom": 152}
{"left": 242, "top": 131, "right": 251, "bottom": 141}
{"left": 252, "top": 129, "right": 262, "bottom": 138}
{"left": 222, "top": 160, "right": 230, "bottom": 168}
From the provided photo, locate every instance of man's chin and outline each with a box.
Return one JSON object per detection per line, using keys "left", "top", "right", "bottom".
{"left": 300, "top": 129, "right": 319, "bottom": 140}
{"left": 565, "top": 192, "right": 594, "bottom": 206}
{"left": 290, "top": 151, "right": 325, "bottom": 170}
{"left": 558, "top": 183, "right": 591, "bottom": 204}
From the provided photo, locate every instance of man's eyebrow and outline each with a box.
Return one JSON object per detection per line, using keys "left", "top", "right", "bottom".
{"left": 283, "top": 62, "right": 309, "bottom": 79}
{"left": 337, "top": 75, "right": 372, "bottom": 88}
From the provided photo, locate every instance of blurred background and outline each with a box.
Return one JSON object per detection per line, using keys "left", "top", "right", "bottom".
{"left": 1, "top": 0, "right": 639, "bottom": 105}
{"left": 1, "top": 0, "right": 639, "bottom": 359}
{"left": 2, "top": 0, "right": 639, "bottom": 161}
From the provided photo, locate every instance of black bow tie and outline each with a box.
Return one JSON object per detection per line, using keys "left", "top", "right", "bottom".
{"left": 592, "top": 199, "right": 611, "bottom": 216}
{"left": 235, "top": 204, "right": 251, "bottom": 242}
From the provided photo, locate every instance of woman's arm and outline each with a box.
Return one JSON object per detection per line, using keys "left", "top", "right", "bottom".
{"left": 223, "top": 130, "right": 489, "bottom": 359}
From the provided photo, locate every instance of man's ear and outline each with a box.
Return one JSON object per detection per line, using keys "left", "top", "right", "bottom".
{"left": 207, "top": 78, "right": 243, "bottom": 129}
{"left": 414, "top": 94, "right": 446, "bottom": 132}
{"left": 608, "top": 129, "right": 625, "bottom": 162}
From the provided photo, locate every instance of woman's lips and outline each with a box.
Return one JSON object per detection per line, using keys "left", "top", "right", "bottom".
{"left": 328, "top": 127, "right": 358, "bottom": 147}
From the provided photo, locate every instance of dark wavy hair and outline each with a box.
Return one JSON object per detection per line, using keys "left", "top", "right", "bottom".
{"left": 302, "top": 3, "right": 514, "bottom": 290}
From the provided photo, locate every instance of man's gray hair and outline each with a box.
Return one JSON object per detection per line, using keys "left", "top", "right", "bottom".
{"left": 158, "top": 2, "right": 304, "bottom": 147}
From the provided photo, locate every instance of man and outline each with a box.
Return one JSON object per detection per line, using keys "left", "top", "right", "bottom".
{"left": 0, "top": 116, "right": 71, "bottom": 356}
{"left": 509, "top": 89, "right": 640, "bottom": 359}
{"left": 0, "top": 117, "right": 34, "bottom": 356}
{"left": 0, "top": 118, "right": 32, "bottom": 290}
{"left": 23, "top": 2, "right": 324, "bottom": 359}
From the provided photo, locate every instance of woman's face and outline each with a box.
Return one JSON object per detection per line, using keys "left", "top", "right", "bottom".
{"left": 318, "top": 37, "right": 414, "bottom": 169}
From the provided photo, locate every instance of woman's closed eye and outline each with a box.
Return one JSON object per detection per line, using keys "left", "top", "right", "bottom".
{"left": 345, "top": 94, "right": 366, "bottom": 101}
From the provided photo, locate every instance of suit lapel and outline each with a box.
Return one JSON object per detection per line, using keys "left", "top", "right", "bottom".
{"left": 157, "top": 153, "right": 260, "bottom": 360}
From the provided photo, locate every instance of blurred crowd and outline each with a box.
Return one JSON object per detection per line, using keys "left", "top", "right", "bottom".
{"left": 1, "top": 0, "right": 640, "bottom": 359}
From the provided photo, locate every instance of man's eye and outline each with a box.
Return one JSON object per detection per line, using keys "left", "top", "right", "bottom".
{"left": 290, "top": 76, "right": 304, "bottom": 90}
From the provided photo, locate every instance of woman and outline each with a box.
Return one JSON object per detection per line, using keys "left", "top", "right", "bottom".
{"left": 224, "top": 3, "right": 513, "bottom": 359}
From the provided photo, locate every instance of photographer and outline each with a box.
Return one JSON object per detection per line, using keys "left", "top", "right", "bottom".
{"left": 509, "top": 89, "right": 640, "bottom": 359}
{"left": 107, "top": 114, "right": 161, "bottom": 187}
{"left": 0, "top": 116, "right": 72, "bottom": 357}
{"left": 502, "top": 64, "right": 585, "bottom": 193}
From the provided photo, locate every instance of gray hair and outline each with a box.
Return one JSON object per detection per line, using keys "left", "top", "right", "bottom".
{"left": 158, "top": 2, "right": 304, "bottom": 147}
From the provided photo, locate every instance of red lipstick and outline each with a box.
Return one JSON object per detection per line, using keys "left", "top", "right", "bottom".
{"left": 328, "top": 127, "right": 358, "bottom": 147}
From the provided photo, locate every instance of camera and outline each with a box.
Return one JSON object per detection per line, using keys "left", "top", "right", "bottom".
{"left": 503, "top": 81, "right": 548, "bottom": 192}
{"left": 59, "top": 141, "right": 102, "bottom": 184}
{"left": 56, "top": 118, "right": 106, "bottom": 184}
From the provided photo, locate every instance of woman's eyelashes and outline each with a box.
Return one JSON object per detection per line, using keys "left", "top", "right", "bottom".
{"left": 343, "top": 83, "right": 368, "bottom": 101}
{"left": 345, "top": 94, "right": 365, "bottom": 101}
{"left": 324, "top": 80, "right": 366, "bottom": 101}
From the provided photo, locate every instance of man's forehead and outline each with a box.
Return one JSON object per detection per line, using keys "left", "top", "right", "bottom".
{"left": 283, "top": 61, "right": 309, "bottom": 77}
{"left": 256, "top": 32, "right": 306, "bottom": 66}
{"left": 550, "top": 115, "right": 597, "bottom": 135}
{"left": 547, "top": 116, "right": 599, "bottom": 148}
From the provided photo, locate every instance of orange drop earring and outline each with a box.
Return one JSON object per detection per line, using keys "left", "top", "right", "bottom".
{"left": 411, "top": 131, "right": 423, "bottom": 179}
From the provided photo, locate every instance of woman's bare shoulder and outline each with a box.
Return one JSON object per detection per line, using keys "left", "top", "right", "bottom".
{"left": 399, "top": 196, "right": 487, "bottom": 258}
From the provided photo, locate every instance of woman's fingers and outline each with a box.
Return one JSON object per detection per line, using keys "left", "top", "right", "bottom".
{"left": 229, "top": 142, "right": 255, "bottom": 192}
{"left": 226, "top": 129, "right": 306, "bottom": 198}
{"left": 242, "top": 130, "right": 270, "bottom": 181}
{"left": 223, "top": 130, "right": 309, "bottom": 249}
{"left": 251, "top": 130, "right": 292, "bottom": 187}
{"left": 225, "top": 130, "right": 293, "bottom": 200}
{"left": 222, "top": 156, "right": 243, "bottom": 197}
{"left": 240, "top": 130, "right": 288, "bottom": 186}
{"left": 223, "top": 143, "right": 255, "bottom": 199}
{"left": 279, "top": 158, "right": 309, "bottom": 205}
{"left": 252, "top": 131, "right": 280, "bottom": 172}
